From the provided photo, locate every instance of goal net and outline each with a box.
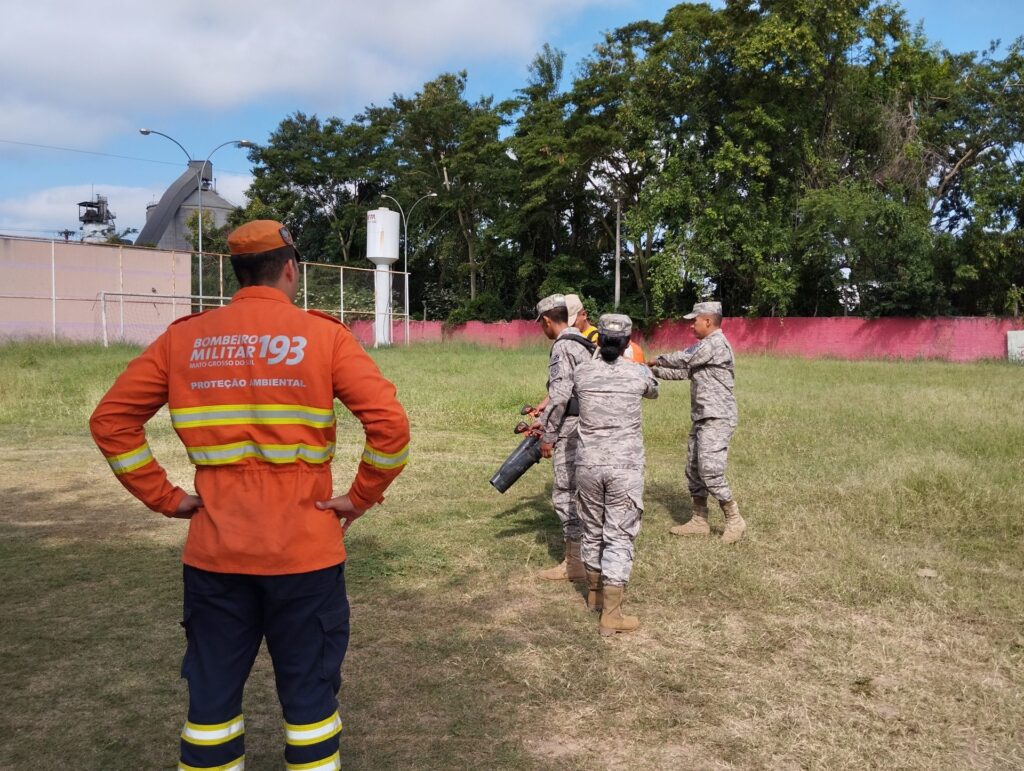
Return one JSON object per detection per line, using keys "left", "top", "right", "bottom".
{"left": 98, "top": 265, "right": 408, "bottom": 347}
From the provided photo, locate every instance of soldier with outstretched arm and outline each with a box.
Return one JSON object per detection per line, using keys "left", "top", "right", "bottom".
{"left": 647, "top": 301, "right": 746, "bottom": 543}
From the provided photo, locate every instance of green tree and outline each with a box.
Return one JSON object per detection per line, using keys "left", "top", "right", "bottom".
{"left": 389, "top": 72, "right": 512, "bottom": 305}
{"left": 247, "top": 111, "right": 394, "bottom": 263}
{"left": 241, "top": 2, "right": 1023, "bottom": 321}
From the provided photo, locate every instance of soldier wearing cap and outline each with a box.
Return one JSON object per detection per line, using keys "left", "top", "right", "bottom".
{"left": 531, "top": 294, "right": 596, "bottom": 414}
{"left": 647, "top": 301, "right": 746, "bottom": 543}
{"left": 566, "top": 292, "right": 645, "bottom": 361}
{"left": 531, "top": 293, "right": 597, "bottom": 582}
{"left": 573, "top": 314, "right": 659, "bottom": 635}
{"left": 566, "top": 293, "right": 599, "bottom": 343}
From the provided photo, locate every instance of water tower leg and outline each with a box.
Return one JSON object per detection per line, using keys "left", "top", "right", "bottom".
{"left": 374, "top": 264, "right": 392, "bottom": 347}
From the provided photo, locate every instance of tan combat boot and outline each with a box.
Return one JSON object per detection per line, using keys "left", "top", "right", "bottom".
{"left": 598, "top": 585, "right": 639, "bottom": 637}
{"left": 720, "top": 500, "right": 746, "bottom": 544}
{"left": 585, "top": 570, "right": 603, "bottom": 612}
{"left": 565, "top": 539, "right": 586, "bottom": 582}
{"left": 669, "top": 496, "right": 711, "bottom": 536}
{"left": 538, "top": 540, "right": 586, "bottom": 582}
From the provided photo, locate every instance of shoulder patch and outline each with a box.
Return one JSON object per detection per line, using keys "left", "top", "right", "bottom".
{"left": 307, "top": 309, "right": 349, "bottom": 329}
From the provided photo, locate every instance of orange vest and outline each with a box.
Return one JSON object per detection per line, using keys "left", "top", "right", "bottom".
{"left": 624, "top": 341, "right": 645, "bottom": 362}
{"left": 90, "top": 286, "right": 410, "bottom": 575}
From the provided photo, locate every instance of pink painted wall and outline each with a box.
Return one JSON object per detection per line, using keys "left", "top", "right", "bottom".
{"left": 346, "top": 320, "right": 444, "bottom": 347}
{"left": 446, "top": 320, "right": 542, "bottom": 348}
{"left": 344, "top": 317, "right": 1022, "bottom": 362}
{"left": 2, "top": 234, "right": 1018, "bottom": 361}
{"left": 645, "top": 317, "right": 1022, "bottom": 363}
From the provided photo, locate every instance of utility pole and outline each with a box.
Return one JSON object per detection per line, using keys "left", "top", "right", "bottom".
{"left": 614, "top": 198, "right": 621, "bottom": 310}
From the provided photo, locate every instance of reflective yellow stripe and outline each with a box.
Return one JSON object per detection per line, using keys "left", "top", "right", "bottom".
{"left": 105, "top": 443, "right": 154, "bottom": 475}
{"left": 361, "top": 442, "right": 409, "bottom": 470}
{"left": 170, "top": 404, "right": 335, "bottom": 430}
{"left": 286, "top": 751, "right": 340, "bottom": 771}
{"left": 285, "top": 712, "right": 342, "bottom": 746}
{"left": 186, "top": 441, "right": 336, "bottom": 466}
{"left": 178, "top": 755, "right": 244, "bottom": 771}
{"left": 181, "top": 715, "right": 244, "bottom": 746}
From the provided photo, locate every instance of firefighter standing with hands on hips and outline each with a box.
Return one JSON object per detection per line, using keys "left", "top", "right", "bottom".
{"left": 647, "top": 301, "right": 745, "bottom": 543}
{"left": 90, "top": 220, "right": 410, "bottom": 771}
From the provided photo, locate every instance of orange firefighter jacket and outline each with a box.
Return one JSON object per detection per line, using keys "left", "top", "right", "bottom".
{"left": 624, "top": 341, "right": 645, "bottom": 362}
{"left": 89, "top": 286, "right": 410, "bottom": 575}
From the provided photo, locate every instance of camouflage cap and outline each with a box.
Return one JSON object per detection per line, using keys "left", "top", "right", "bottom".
{"left": 598, "top": 313, "right": 632, "bottom": 336}
{"left": 683, "top": 301, "right": 723, "bottom": 319}
{"left": 535, "top": 293, "right": 567, "bottom": 320}
{"left": 564, "top": 293, "right": 585, "bottom": 326}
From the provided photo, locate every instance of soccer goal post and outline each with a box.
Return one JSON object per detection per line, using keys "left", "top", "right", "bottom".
{"left": 98, "top": 291, "right": 226, "bottom": 347}
{"left": 98, "top": 267, "right": 409, "bottom": 348}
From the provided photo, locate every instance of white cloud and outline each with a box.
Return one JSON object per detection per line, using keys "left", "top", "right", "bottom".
{"left": 213, "top": 173, "right": 253, "bottom": 209}
{"left": 0, "top": 99, "right": 130, "bottom": 149}
{"left": 1, "top": 0, "right": 609, "bottom": 144}
{"left": 1, "top": 0, "right": 623, "bottom": 236}
{"left": 0, "top": 174, "right": 253, "bottom": 239}
{"left": 0, "top": 184, "right": 174, "bottom": 237}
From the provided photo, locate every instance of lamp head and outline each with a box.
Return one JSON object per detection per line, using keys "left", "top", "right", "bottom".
{"left": 138, "top": 128, "right": 151, "bottom": 135}
{"left": 237, "top": 140, "right": 256, "bottom": 149}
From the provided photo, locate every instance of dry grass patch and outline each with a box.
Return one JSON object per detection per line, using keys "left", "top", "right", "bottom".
{"left": 0, "top": 341, "right": 1021, "bottom": 769}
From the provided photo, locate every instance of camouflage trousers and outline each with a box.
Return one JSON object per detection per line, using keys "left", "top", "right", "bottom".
{"left": 686, "top": 418, "right": 735, "bottom": 503}
{"left": 575, "top": 465, "right": 644, "bottom": 586}
{"left": 552, "top": 421, "right": 581, "bottom": 541}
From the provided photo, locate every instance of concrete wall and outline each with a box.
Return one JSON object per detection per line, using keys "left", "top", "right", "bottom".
{"left": 0, "top": 236, "right": 191, "bottom": 343}
{"left": 345, "top": 317, "right": 1022, "bottom": 362}
{"left": 2, "top": 235, "right": 1018, "bottom": 361}
{"left": 347, "top": 320, "right": 444, "bottom": 347}
{"left": 647, "top": 317, "right": 1023, "bottom": 363}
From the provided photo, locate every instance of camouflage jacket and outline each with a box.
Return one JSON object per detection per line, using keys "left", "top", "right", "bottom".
{"left": 574, "top": 357, "right": 659, "bottom": 468}
{"left": 539, "top": 328, "right": 595, "bottom": 444}
{"left": 651, "top": 329, "right": 737, "bottom": 424}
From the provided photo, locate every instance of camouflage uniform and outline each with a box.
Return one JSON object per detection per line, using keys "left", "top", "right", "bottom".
{"left": 538, "top": 327, "right": 596, "bottom": 541}
{"left": 651, "top": 328, "right": 737, "bottom": 503}
{"left": 574, "top": 353, "right": 659, "bottom": 586}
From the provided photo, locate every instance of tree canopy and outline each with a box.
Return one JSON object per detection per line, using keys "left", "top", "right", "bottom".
{"left": 229, "top": 1, "right": 1024, "bottom": 322}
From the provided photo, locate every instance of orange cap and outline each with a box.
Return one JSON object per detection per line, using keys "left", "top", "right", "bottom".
{"left": 227, "top": 220, "right": 295, "bottom": 257}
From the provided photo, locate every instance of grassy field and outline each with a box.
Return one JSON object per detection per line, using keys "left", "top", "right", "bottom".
{"left": 0, "top": 339, "right": 1022, "bottom": 770}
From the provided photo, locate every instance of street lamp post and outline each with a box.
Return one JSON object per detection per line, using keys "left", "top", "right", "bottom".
{"left": 381, "top": 192, "right": 437, "bottom": 344}
{"left": 139, "top": 129, "right": 255, "bottom": 306}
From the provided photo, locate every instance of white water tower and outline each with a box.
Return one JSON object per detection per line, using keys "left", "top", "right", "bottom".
{"left": 366, "top": 208, "right": 400, "bottom": 347}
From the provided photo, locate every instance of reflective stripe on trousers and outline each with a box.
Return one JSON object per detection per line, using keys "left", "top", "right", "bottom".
{"left": 180, "top": 565, "right": 350, "bottom": 770}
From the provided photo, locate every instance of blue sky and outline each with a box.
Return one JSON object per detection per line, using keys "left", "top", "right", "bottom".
{"left": 1, "top": 0, "right": 1020, "bottom": 239}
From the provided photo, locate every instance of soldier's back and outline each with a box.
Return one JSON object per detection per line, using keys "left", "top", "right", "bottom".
{"left": 575, "top": 358, "right": 656, "bottom": 468}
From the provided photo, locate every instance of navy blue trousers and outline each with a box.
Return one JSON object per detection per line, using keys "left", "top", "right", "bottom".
{"left": 179, "top": 563, "right": 350, "bottom": 770}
